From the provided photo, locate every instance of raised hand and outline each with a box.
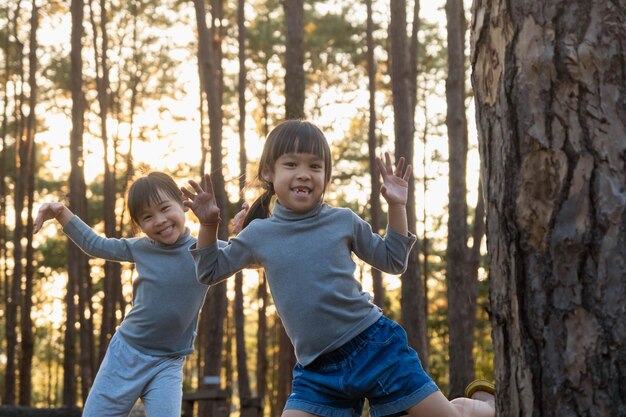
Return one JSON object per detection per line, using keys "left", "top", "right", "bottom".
{"left": 34, "top": 202, "right": 66, "bottom": 234}
{"left": 231, "top": 202, "right": 249, "bottom": 235}
{"left": 376, "top": 152, "right": 412, "bottom": 206}
{"left": 181, "top": 173, "right": 222, "bottom": 226}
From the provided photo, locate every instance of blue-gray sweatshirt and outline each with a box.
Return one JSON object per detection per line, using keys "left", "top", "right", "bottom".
{"left": 191, "top": 202, "right": 416, "bottom": 366}
{"left": 63, "top": 215, "right": 211, "bottom": 357}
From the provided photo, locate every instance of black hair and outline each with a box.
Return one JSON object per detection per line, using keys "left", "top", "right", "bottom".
{"left": 127, "top": 172, "right": 183, "bottom": 229}
{"left": 242, "top": 120, "right": 332, "bottom": 229}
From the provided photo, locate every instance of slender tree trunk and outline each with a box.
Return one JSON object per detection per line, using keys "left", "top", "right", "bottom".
{"left": 471, "top": 1, "right": 626, "bottom": 415}
{"left": 88, "top": 0, "right": 119, "bottom": 371}
{"left": 4, "top": 2, "right": 24, "bottom": 404}
{"left": 0, "top": 7, "right": 8, "bottom": 401}
{"left": 65, "top": 0, "right": 89, "bottom": 406}
{"left": 408, "top": 0, "right": 420, "bottom": 117}
{"left": 418, "top": 108, "right": 431, "bottom": 335}
{"left": 18, "top": 1, "right": 39, "bottom": 405}
{"left": 276, "top": 325, "right": 293, "bottom": 416}
{"left": 256, "top": 272, "right": 268, "bottom": 415}
{"left": 274, "top": 1, "right": 305, "bottom": 410}
{"left": 235, "top": 2, "right": 261, "bottom": 414}
{"left": 194, "top": 1, "right": 230, "bottom": 415}
{"left": 365, "top": 0, "right": 384, "bottom": 308}
{"left": 283, "top": 0, "right": 305, "bottom": 120}
{"left": 445, "top": 0, "right": 477, "bottom": 399}
{"left": 389, "top": 0, "right": 427, "bottom": 367}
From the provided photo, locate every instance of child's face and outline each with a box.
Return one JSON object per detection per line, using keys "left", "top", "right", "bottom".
{"left": 136, "top": 190, "right": 188, "bottom": 245}
{"left": 267, "top": 152, "right": 326, "bottom": 213}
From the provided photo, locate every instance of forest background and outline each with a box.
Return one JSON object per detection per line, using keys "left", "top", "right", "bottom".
{"left": 2, "top": 0, "right": 491, "bottom": 412}
{"left": 1, "top": 0, "right": 624, "bottom": 416}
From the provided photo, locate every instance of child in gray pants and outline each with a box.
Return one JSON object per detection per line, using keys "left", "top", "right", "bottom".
{"left": 35, "top": 172, "right": 244, "bottom": 417}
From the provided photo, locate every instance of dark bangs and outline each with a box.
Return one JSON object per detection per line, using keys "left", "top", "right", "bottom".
{"left": 266, "top": 120, "right": 332, "bottom": 183}
{"left": 127, "top": 172, "right": 182, "bottom": 226}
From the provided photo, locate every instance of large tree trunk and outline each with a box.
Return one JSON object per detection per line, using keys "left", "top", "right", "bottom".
{"left": 445, "top": 0, "right": 477, "bottom": 399}
{"left": 389, "top": 0, "right": 428, "bottom": 367}
{"left": 471, "top": 1, "right": 626, "bottom": 415}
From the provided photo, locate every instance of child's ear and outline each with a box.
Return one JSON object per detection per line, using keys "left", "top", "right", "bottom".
{"left": 261, "top": 168, "right": 273, "bottom": 183}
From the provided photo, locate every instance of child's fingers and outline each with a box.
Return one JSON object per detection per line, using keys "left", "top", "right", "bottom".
{"left": 403, "top": 164, "right": 412, "bottom": 181}
{"left": 395, "top": 157, "right": 405, "bottom": 177}
{"left": 202, "top": 173, "right": 214, "bottom": 194}
{"left": 33, "top": 218, "right": 42, "bottom": 234}
{"left": 186, "top": 179, "right": 204, "bottom": 194}
{"left": 180, "top": 186, "right": 196, "bottom": 199}
{"left": 375, "top": 156, "right": 387, "bottom": 177}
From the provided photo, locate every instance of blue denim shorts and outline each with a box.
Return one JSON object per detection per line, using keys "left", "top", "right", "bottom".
{"left": 284, "top": 316, "right": 439, "bottom": 417}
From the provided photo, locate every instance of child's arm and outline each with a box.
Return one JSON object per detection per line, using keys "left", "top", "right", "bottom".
{"left": 375, "top": 152, "right": 412, "bottom": 236}
{"left": 34, "top": 202, "right": 74, "bottom": 234}
{"left": 182, "top": 173, "right": 222, "bottom": 248}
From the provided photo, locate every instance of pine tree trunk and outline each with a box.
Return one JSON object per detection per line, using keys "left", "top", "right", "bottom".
{"left": 471, "top": 1, "right": 626, "bottom": 415}
{"left": 276, "top": 1, "right": 305, "bottom": 410}
{"left": 194, "top": 0, "right": 230, "bottom": 415}
{"left": 4, "top": 2, "right": 25, "bottom": 404}
{"left": 389, "top": 0, "right": 428, "bottom": 367}
{"left": 256, "top": 273, "right": 268, "bottom": 417}
{"left": 365, "top": 0, "right": 384, "bottom": 308}
{"left": 64, "top": 0, "right": 89, "bottom": 406}
{"left": 90, "top": 0, "right": 119, "bottom": 373}
{"left": 445, "top": 0, "right": 477, "bottom": 399}
{"left": 0, "top": 16, "right": 9, "bottom": 404}
{"left": 284, "top": 0, "right": 304, "bottom": 120}
{"left": 18, "top": 1, "right": 39, "bottom": 405}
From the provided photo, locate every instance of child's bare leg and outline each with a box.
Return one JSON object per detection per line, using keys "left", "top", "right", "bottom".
{"left": 406, "top": 390, "right": 495, "bottom": 417}
{"left": 450, "top": 395, "right": 495, "bottom": 417}
{"left": 281, "top": 409, "right": 318, "bottom": 417}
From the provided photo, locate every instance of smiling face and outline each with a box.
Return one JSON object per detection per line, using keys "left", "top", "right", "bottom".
{"left": 136, "top": 190, "right": 188, "bottom": 245}
{"left": 267, "top": 152, "right": 326, "bottom": 213}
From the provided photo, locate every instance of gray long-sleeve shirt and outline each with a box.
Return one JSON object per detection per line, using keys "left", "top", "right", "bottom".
{"left": 191, "top": 202, "right": 416, "bottom": 366}
{"left": 63, "top": 215, "right": 210, "bottom": 357}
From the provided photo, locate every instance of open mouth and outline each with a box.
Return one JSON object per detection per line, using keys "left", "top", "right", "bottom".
{"left": 159, "top": 224, "right": 174, "bottom": 235}
{"left": 293, "top": 187, "right": 311, "bottom": 195}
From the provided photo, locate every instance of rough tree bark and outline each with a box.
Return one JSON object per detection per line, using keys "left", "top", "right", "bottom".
{"left": 471, "top": 1, "right": 626, "bottom": 415}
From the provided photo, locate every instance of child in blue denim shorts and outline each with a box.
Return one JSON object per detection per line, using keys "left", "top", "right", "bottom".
{"left": 34, "top": 172, "right": 246, "bottom": 417}
{"left": 184, "top": 120, "right": 495, "bottom": 417}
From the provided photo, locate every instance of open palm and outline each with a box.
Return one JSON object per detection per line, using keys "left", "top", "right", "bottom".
{"left": 182, "top": 173, "right": 222, "bottom": 225}
{"left": 376, "top": 152, "right": 411, "bottom": 206}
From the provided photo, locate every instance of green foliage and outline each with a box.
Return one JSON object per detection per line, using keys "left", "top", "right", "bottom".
{"left": 36, "top": 238, "right": 68, "bottom": 270}
{"left": 43, "top": 47, "right": 73, "bottom": 95}
{"left": 305, "top": 6, "right": 363, "bottom": 71}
